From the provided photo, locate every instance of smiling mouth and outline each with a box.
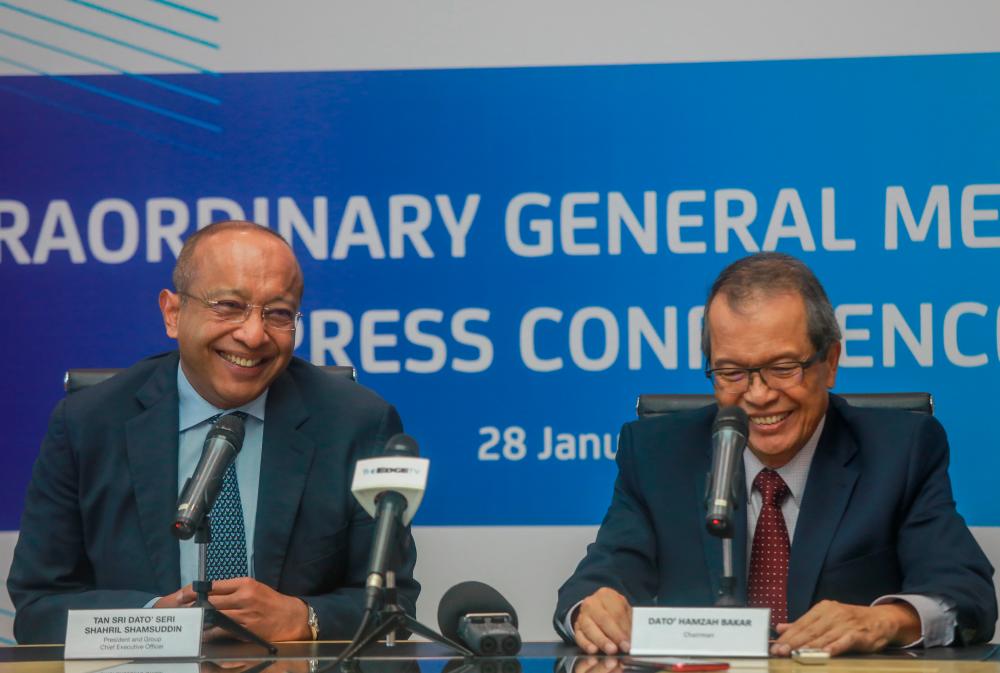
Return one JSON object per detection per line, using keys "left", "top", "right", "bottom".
{"left": 218, "top": 351, "right": 263, "bottom": 368}
{"left": 751, "top": 412, "right": 791, "bottom": 427}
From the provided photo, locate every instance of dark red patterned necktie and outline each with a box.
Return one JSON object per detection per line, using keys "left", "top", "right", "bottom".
{"left": 747, "top": 468, "right": 791, "bottom": 628}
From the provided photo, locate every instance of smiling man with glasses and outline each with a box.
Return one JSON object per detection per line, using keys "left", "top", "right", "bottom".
{"left": 555, "top": 252, "right": 995, "bottom": 657}
{"left": 9, "top": 220, "right": 419, "bottom": 645}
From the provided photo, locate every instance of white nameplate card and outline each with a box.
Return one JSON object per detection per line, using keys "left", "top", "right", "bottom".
{"left": 64, "top": 608, "right": 203, "bottom": 659}
{"left": 630, "top": 607, "right": 770, "bottom": 657}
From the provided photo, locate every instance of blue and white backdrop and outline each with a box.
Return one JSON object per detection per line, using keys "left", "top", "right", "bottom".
{"left": 2, "top": 0, "right": 1000, "bottom": 642}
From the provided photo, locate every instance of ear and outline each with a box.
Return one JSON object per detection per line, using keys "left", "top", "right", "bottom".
{"left": 159, "top": 289, "right": 180, "bottom": 340}
{"left": 823, "top": 341, "right": 841, "bottom": 388}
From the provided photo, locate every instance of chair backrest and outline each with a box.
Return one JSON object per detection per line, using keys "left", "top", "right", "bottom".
{"left": 65, "top": 364, "right": 357, "bottom": 394}
{"left": 636, "top": 392, "right": 933, "bottom": 418}
{"left": 64, "top": 369, "right": 122, "bottom": 394}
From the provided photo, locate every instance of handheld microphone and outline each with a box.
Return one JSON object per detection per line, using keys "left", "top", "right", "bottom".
{"left": 705, "top": 405, "right": 749, "bottom": 538}
{"left": 351, "top": 433, "right": 429, "bottom": 610}
{"left": 437, "top": 581, "right": 522, "bottom": 656}
{"left": 172, "top": 413, "right": 246, "bottom": 540}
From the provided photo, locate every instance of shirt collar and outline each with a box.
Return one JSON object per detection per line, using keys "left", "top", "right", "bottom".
{"left": 177, "top": 363, "right": 268, "bottom": 432}
{"left": 744, "top": 413, "right": 826, "bottom": 506}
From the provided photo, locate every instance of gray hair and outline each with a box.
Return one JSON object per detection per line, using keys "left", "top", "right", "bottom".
{"left": 701, "top": 252, "right": 841, "bottom": 363}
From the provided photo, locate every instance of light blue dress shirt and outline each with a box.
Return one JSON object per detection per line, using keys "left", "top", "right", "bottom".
{"left": 176, "top": 365, "right": 267, "bottom": 588}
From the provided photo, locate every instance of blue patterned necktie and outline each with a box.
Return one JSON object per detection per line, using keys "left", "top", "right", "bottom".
{"left": 204, "top": 411, "right": 249, "bottom": 581}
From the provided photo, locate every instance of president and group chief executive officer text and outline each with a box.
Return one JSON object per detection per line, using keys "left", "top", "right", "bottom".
{"left": 7, "top": 221, "right": 995, "bottom": 655}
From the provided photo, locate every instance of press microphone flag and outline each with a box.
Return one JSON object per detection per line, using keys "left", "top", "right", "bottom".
{"left": 351, "top": 434, "right": 429, "bottom": 526}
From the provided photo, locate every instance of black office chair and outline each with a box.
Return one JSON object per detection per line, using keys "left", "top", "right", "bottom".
{"left": 636, "top": 392, "right": 934, "bottom": 418}
{"left": 65, "top": 364, "right": 357, "bottom": 394}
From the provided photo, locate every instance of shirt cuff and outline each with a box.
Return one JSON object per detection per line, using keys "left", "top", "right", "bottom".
{"left": 871, "top": 594, "right": 957, "bottom": 647}
{"left": 563, "top": 600, "right": 584, "bottom": 637}
{"left": 144, "top": 597, "right": 160, "bottom": 608}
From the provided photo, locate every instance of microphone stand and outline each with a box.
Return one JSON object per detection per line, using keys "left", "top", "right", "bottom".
{"left": 339, "top": 571, "right": 474, "bottom": 661}
{"left": 707, "top": 475, "right": 742, "bottom": 608}
{"left": 716, "top": 536, "right": 741, "bottom": 607}
{"left": 193, "top": 516, "right": 277, "bottom": 654}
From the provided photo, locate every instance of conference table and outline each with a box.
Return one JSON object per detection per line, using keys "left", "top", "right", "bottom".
{"left": 0, "top": 642, "right": 997, "bottom": 673}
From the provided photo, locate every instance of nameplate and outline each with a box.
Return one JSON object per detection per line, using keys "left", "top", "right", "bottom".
{"left": 64, "top": 608, "right": 203, "bottom": 659}
{"left": 630, "top": 607, "right": 770, "bottom": 657}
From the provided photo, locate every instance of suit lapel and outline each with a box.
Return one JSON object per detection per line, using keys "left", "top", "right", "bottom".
{"left": 253, "top": 371, "right": 315, "bottom": 588}
{"left": 787, "top": 402, "right": 860, "bottom": 620}
{"left": 125, "top": 354, "right": 182, "bottom": 593}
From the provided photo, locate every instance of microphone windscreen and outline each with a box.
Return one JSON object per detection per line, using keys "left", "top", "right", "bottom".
{"left": 712, "top": 405, "right": 748, "bottom": 435}
{"left": 437, "top": 581, "right": 518, "bottom": 642}
{"left": 384, "top": 432, "right": 420, "bottom": 458}
{"left": 208, "top": 412, "right": 246, "bottom": 450}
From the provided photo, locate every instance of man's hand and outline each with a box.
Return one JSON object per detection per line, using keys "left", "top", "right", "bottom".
{"left": 199, "top": 577, "right": 311, "bottom": 642}
{"left": 771, "top": 600, "right": 921, "bottom": 656}
{"left": 573, "top": 587, "right": 632, "bottom": 655}
{"left": 154, "top": 586, "right": 196, "bottom": 609}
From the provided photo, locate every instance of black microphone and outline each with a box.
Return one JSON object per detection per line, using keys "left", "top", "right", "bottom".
{"left": 172, "top": 413, "right": 246, "bottom": 540}
{"left": 362, "top": 433, "right": 421, "bottom": 610}
{"left": 705, "top": 405, "right": 749, "bottom": 538}
{"left": 437, "top": 581, "right": 521, "bottom": 656}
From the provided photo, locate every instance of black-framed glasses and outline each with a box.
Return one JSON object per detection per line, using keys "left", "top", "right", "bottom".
{"left": 705, "top": 351, "right": 824, "bottom": 393}
{"left": 178, "top": 292, "right": 302, "bottom": 331}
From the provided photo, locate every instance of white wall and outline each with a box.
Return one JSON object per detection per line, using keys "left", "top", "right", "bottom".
{"left": 2, "top": 0, "right": 1000, "bottom": 77}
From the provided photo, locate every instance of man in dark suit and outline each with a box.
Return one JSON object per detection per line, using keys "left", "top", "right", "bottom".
{"left": 8, "top": 221, "right": 418, "bottom": 644}
{"left": 554, "top": 252, "right": 995, "bottom": 656}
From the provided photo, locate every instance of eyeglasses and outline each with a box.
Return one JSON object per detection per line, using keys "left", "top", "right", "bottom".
{"left": 179, "top": 292, "right": 302, "bottom": 331}
{"left": 705, "top": 351, "right": 824, "bottom": 393}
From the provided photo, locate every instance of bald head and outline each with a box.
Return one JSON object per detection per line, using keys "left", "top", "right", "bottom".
{"left": 173, "top": 221, "right": 304, "bottom": 300}
{"left": 160, "top": 221, "right": 304, "bottom": 409}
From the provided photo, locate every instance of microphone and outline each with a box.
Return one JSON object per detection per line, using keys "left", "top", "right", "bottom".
{"left": 172, "top": 413, "right": 246, "bottom": 540}
{"left": 351, "top": 433, "right": 429, "bottom": 610}
{"left": 705, "top": 405, "right": 749, "bottom": 538}
{"left": 437, "top": 581, "right": 522, "bottom": 656}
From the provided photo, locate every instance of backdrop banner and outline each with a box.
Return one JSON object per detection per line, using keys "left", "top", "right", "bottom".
{"left": 3, "top": 53, "right": 1000, "bottom": 535}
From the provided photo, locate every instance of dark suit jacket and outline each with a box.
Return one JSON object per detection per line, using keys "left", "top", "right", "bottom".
{"left": 554, "top": 394, "right": 996, "bottom": 645}
{"left": 8, "top": 351, "right": 419, "bottom": 644}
